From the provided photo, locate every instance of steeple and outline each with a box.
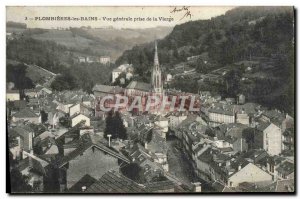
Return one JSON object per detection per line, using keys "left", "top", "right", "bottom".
{"left": 151, "top": 41, "right": 163, "bottom": 96}
{"left": 154, "top": 41, "right": 159, "bottom": 66}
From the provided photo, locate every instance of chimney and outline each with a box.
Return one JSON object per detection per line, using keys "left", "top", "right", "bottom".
{"left": 107, "top": 134, "right": 112, "bottom": 147}
{"left": 81, "top": 186, "right": 86, "bottom": 192}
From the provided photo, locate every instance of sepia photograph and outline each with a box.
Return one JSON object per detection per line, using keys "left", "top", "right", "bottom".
{"left": 6, "top": 5, "right": 295, "bottom": 194}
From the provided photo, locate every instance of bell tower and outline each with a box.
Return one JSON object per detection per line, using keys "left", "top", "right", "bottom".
{"left": 151, "top": 41, "right": 163, "bottom": 96}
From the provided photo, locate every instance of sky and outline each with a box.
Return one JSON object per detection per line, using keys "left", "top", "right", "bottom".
{"left": 6, "top": 6, "right": 235, "bottom": 29}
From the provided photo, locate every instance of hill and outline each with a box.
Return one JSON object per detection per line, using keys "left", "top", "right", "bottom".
{"left": 6, "top": 25, "right": 172, "bottom": 61}
{"left": 115, "top": 6, "right": 294, "bottom": 115}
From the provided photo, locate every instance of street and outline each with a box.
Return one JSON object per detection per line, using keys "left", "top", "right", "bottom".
{"left": 166, "top": 137, "right": 199, "bottom": 185}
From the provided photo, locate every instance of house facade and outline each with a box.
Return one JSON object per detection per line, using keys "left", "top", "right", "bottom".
{"left": 70, "top": 113, "right": 90, "bottom": 127}
{"left": 263, "top": 123, "right": 282, "bottom": 156}
{"left": 228, "top": 163, "right": 272, "bottom": 187}
{"left": 7, "top": 90, "right": 20, "bottom": 101}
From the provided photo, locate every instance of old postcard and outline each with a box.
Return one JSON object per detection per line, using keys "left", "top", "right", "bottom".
{"left": 6, "top": 6, "right": 295, "bottom": 194}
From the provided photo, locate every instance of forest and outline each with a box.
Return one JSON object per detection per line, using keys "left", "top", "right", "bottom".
{"left": 7, "top": 37, "right": 114, "bottom": 93}
{"left": 115, "top": 7, "right": 294, "bottom": 115}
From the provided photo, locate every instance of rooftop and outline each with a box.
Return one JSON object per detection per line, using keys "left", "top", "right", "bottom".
{"left": 93, "top": 84, "right": 123, "bottom": 94}
{"left": 54, "top": 133, "right": 130, "bottom": 168}
{"left": 12, "top": 108, "right": 39, "bottom": 118}
{"left": 86, "top": 170, "right": 146, "bottom": 193}
{"left": 126, "top": 81, "right": 151, "bottom": 92}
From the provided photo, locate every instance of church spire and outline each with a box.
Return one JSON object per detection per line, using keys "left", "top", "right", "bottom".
{"left": 154, "top": 40, "right": 159, "bottom": 66}
{"left": 151, "top": 41, "right": 163, "bottom": 96}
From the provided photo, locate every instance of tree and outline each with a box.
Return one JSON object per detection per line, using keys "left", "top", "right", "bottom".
{"left": 59, "top": 116, "right": 70, "bottom": 128}
{"left": 104, "top": 111, "right": 127, "bottom": 140}
{"left": 50, "top": 69, "right": 77, "bottom": 91}
{"left": 104, "top": 110, "right": 115, "bottom": 139}
{"left": 115, "top": 111, "right": 127, "bottom": 140}
{"left": 6, "top": 63, "right": 34, "bottom": 90}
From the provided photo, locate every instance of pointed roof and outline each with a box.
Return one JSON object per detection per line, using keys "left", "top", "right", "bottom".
{"left": 55, "top": 133, "right": 130, "bottom": 168}
{"left": 154, "top": 41, "right": 159, "bottom": 66}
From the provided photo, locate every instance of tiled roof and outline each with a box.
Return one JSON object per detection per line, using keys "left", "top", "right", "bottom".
{"left": 55, "top": 134, "right": 130, "bottom": 168}
{"left": 208, "top": 108, "right": 234, "bottom": 116}
{"left": 92, "top": 84, "right": 123, "bottom": 94}
{"left": 86, "top": 170, "right": 146, "bottom": 193}
{"left": 68, "top": 174, "right": 98, "bottom": 193}
{"left": 12, "top": 108, "right": 39, "bottom": 118}
{"left": 256, "top": 121, "right": 271, "bottom": 132}
{"left": 24, "top": 88, "right": 37, "bottom": 93}
{"left": 211, "top": 181, "right": 225, "bottom": 192}
{"left": 276, "top": 178, "right": 294, "bottom": 192}
{"left": 144, "top": 180, "right": 175, "bottom": 192}
{"left": 70, "top": 112, "right": 90, "bottom": 120}
{"left": 17, "top": 153, "right": 49, "bottom": 175}
{"left": 11, "top": 100, "right": 27, "bottom": 109}
{"left": 126, "top": 81, "right": 151, "bottom": 92}
{"left": 276, "top": 161, "right": 294, "bottom": 176}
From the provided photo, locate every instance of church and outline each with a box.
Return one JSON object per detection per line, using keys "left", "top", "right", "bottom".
{"left": 125, "top": 41, "right": 164, "bottom": 98}
{"left": 151, "top": 41, "right": 164, "bottom": 98}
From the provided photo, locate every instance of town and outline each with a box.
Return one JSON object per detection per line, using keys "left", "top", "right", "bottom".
{"left": 7, "top": 40, "right": 294, "bottom": 193}
{"left": 6, "top": 6, "right": 295, "bottom": 194}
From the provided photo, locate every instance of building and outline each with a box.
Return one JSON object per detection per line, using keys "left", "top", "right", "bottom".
{"left": 126, "top": 72, "right": 133, "bottom": 80}
{"left": 154, "top": 116, "right": 169, "bottom": 134}
{"left": 56, "top": 102, "right": 74, "bottom": 114}
{"left": 151, "top": 41, "right": 163, "bottom": 97}
{"left": 263, "top": 123, "right": 282, "bottom": 156}
{"left": 55, "top": 133, "right": 130, "bottom": 191}
{"left": 125, "top": 81, "right": 151, "bottom": 96}
{"left": 85, "top": 170, "right": 146, "bottom": 193}
{"left": 167, "top": 113, "right": 188, "bottom": 129}
{"left": 228, "top": 163, "right": 273, "bottom": 187}
{"left": 7, "top": 90, "right": 20, "bottom": 101}
{"left": 276, "top": 161, "right": 294, "bottom": 180}
{"left": 78, "top": 56, "right": 86, "bottom": 63}
{"left": 99, "top": 56, "right": 110, "bottom": 65}
{"left": 9, "top": 125, "right": 34, "bottom": 159}
{"left": 93, "top": 84, "right": 123, "bottom": 98}
{"left": 112, "top": 68, "right": 122, "bottom": 83}
{"left": 235, "top": 110, "right": 250, "bottom": 126}
{"left": 17, "top": 153, "right": 49, "bottom": 192}
{"left": 165, "top": 74, "right": 173, "bottom": 82}
{"left": 70, "top": 113, "right": 91, "bottom": 127}
{"left": 24, "top": 89, "right": 38, "bottom": 98}
{"left": 237, "top": 94, "right": 246, "bottom": 104}
{"left": 12, "top": 108, "right": 41, "bottom": 124}
{"left": 145, "top": 130, "right": 169, "bottom": 171}
{"left": 208, "top": 108, "right": 235, "bottom": 127}
{"left": 36, "top": 86, "right": 52, "bottom": 96}
{"left": 112, "top": 64, "right": 133, "bottom": 83}
{"left": 282, "top": 128, "right": 294, "bottom": 152}
{"left": 69, "top": 103, "right": 93, "bottom": 118}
